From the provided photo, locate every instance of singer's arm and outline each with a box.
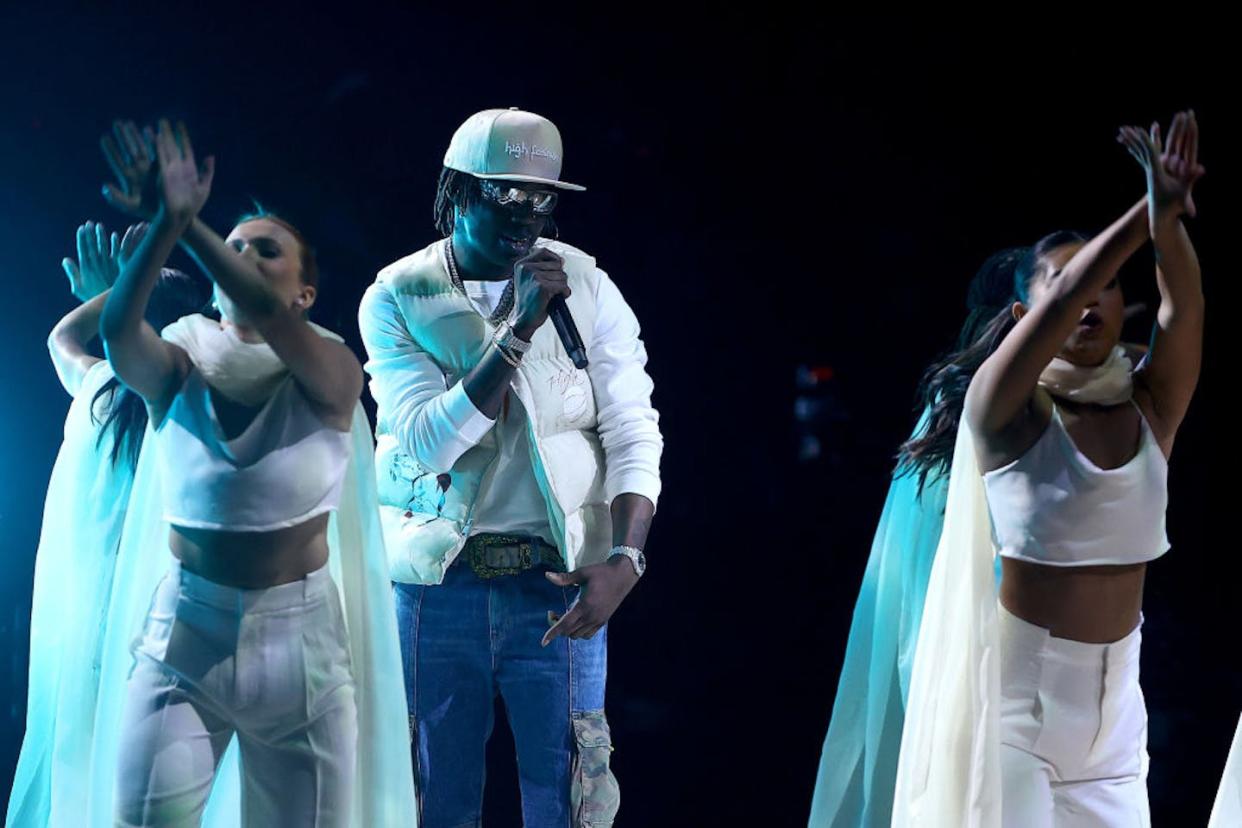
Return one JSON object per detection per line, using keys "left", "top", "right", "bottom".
{"left": 586, "top": 272, "right": 663, "bottom": 511}
{"left": 447, "top": 247, "right": 572, "bottom": 419}
{"left": 359, "top": 246, "right": 573, "bottom": 471}
{"left": 359, "top": 283, "right": 496, "bottom": 473}
{"left": 459, "top": 344, "right": 524, "bottom": 420}
{"left": 541, "top": 269, "right": 663, "bottom": 645}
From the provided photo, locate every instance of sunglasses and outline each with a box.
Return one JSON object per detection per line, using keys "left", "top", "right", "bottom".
{"left": 477, "top": 179, "right": 559, "bottom": 215}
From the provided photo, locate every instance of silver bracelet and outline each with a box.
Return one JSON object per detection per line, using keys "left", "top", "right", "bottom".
{"left": 494, "top": 322, "right": 532, "bottom": 356}
{"left": 493, "top": 340, "right": 522, "bottom": 369}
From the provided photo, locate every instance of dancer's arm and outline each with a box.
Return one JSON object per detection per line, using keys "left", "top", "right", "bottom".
{"left": 99, "top": 120, "right": 191, "bottom": 410}
{"left": 50, "top": 222, "right": 148, "bottom": 395}
{"left": 49, "top": 222, "right": 112, "bottom": 394}
{"left": 966, "top": 199, "right": 1149, "bottom": 439}
{"left": 99, "top": 208, "right": 191, "bottom": 409}
{"left": 159, "top": 121, "right": 362, "bottom": 426}
{"left": 49, "top": 293, "right": 106, "bottom": 397}
{"left": 1120, "top": 112, "right": 1206, "bottom": 455}
{"left": 48, "top": 221, "right": 135, "bottom": 394}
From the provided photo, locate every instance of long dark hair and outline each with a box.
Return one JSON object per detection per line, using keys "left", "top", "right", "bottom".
{"left": 897, "top": 231, "right": 1088, "bottom": 491}
{"left": 91, "top": 268, "right": 210, "bottom": 469}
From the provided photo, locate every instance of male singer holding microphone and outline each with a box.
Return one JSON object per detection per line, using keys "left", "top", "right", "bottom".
{"left": 359, "top": 108, "right": 663, "bottom": 827}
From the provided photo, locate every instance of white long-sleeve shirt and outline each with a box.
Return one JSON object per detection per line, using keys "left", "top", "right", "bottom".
{"left": 359, "top": 238, "right": 662, "bottom": 571}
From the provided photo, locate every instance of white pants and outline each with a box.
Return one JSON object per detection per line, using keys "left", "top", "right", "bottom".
{"left": 998, "top": 605, "right": 1150, "bottom": 828}
{"left": 116, "top": 560, "right": 357, "bottom": 827}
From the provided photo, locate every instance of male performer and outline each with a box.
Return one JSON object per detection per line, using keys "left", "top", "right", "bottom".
{"left": 359, "top": 107, "right": 663, "bottom": 828}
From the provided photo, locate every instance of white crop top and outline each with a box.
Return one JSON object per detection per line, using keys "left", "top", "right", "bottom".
{"left": 982, "top": 404, "right": 1169, "bottom": 567}
{"left": 155, "top": 368, "right": 350, "bottom": 532}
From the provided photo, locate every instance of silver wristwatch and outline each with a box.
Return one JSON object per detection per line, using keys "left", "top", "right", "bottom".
{"left": 607, "top": 545, "right": 646, "bottom": 578}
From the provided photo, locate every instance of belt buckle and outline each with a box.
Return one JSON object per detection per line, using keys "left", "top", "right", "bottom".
{"left": 468, "top": 536, "right": 538, "bottom": 579}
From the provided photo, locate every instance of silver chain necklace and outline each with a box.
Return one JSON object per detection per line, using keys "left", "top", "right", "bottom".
{"left": 444, "top": 238, "right": 515, "bottom": 326}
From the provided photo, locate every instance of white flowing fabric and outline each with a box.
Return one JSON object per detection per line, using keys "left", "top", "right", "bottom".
{"left": 1209, "top": 713, "right": 1242, "bottom": 828}
{"left": 892, "top": 421, "right": 1002, "bottom": 827}
{"left": 808, "top": 409, "right": 952, "bottom": 828}
{"left": 6, "top": 362, "right": 137, "bottom": 828}
{"left": 83, "top": 316, "right": 416, "bottom": 826}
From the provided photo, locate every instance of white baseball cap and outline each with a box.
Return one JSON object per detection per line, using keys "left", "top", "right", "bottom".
{"left": 443, "top": 107, "right": 586, "bottom": 192}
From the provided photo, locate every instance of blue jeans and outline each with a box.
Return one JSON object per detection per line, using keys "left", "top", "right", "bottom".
{"left": 393, "top": 562, "right": 619, "bottom": 828}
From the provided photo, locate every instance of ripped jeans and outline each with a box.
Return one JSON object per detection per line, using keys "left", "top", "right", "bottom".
{"left": 393, "top": 562, "right": 619, "bottom": 828}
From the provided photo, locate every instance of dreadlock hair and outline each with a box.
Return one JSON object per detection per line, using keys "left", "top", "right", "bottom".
{"left": 435, "top": 167, "right": 478, "bottom": 238}
{"left": 91, "top": 268, "right": 211, "bottom": 470}
{"left": 897, "top": 230, "right": 1089, "bottom": 492}
{"left": 433, "top": 166, "right": 559, "bottom": 240}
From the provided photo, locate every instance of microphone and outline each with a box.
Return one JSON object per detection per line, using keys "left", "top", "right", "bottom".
{"left": 548, "top": 296, "right": 588, "bottom": 369}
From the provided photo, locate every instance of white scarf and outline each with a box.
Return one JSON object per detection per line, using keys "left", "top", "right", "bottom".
{"left": 1038, "top": 345, "right": 1134, "bottom": 406}
{"left": 161, "top": 314, "right": 344, "bottom": 406}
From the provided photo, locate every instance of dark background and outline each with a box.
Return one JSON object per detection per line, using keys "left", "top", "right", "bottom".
{"left": 0, "top": 7, "right": 1233, "bottom": 826}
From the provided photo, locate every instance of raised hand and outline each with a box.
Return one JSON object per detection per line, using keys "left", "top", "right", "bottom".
{"left": 1118, "top": 110, "right": 1206, "bottom": 229}
{"left": 61, "top": 220, "right": 148, "bottom": 302}
{"left": 116, "top": 221, "right": 149, "bottom": 268}
{"left": 155, "top": 119, "right": 215, "bottom": 224}
{"left": 101, "top": 120, "right": 158, "bottom": 218}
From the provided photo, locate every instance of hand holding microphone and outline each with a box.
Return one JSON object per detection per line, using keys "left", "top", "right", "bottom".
{"left": 511, "top": 249, "right": 588, "bottom": 369}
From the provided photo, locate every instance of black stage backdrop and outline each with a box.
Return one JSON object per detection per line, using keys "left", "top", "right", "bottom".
{"left": 0, "top": 8, "right": 1233, "bottom": 826}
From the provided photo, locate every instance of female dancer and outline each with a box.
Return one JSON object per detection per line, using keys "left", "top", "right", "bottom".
{"left": 88, "top": 119, "right": 413, "bottom": 826}
{"left": 6, "top": 221, "right": 205, "bottom": 828}
{"left": 895, "top": 111, "right": 1204, "bottom": 826}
